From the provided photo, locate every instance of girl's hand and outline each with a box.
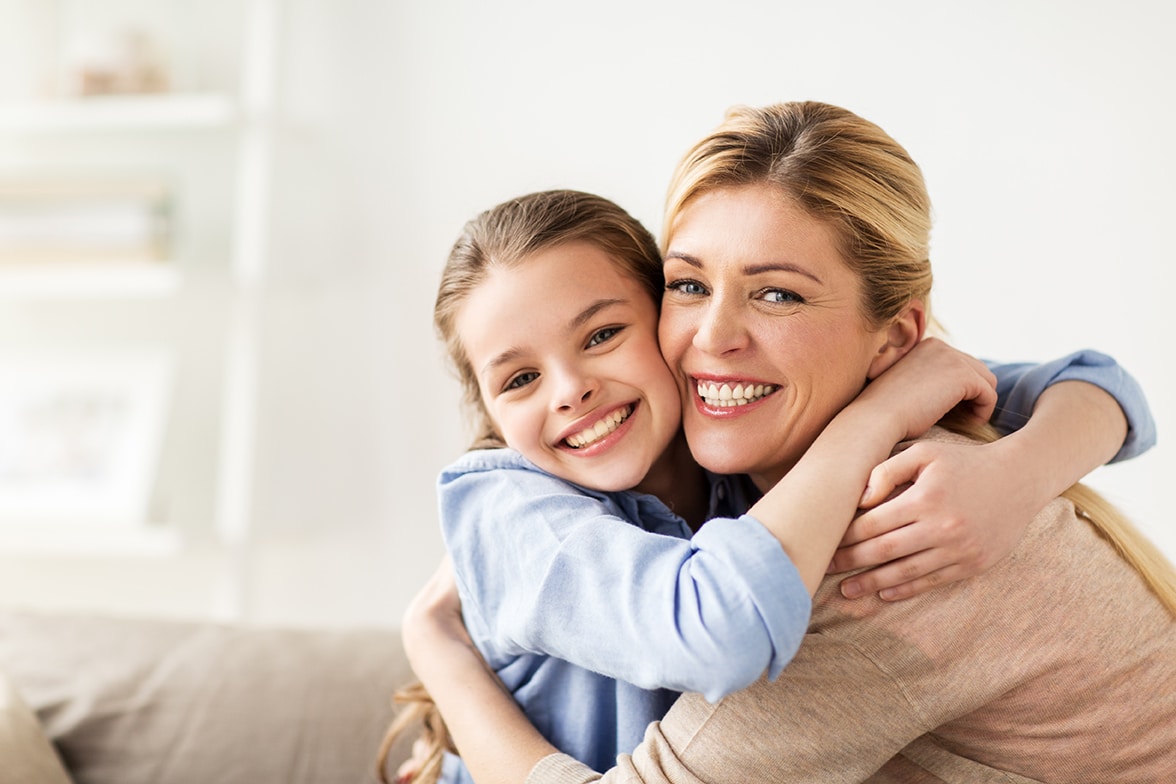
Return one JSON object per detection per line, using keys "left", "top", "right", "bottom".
{"left": 855, "top": 338, "right": 997, "bottom": 443}
{"left": 829, "top": 436, "right": 1037, "bottom": 600}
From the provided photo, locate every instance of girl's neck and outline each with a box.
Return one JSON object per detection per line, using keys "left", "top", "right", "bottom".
{"left": 635, "top": 430, "right": 709, "bottom": 531}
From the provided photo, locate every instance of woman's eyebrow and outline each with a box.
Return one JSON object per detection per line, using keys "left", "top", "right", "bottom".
{"left": 664, "top": 251, "right": 702, "bottom": 268}
{"left": 743, "top": 262, "right": 823, "bottom": 284}
{"left": 666, "top": 250, "right": 823, "bottom": 284}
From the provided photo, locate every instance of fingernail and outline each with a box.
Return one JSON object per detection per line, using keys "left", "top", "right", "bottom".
{"left": 842, "top": 580, "right": 863, "bottom": 599}
{"left": 859, "top": 485, "right": 872, "bottom": 505}
{"left": 879, "top": 588, "right": 898, "bottom": 601}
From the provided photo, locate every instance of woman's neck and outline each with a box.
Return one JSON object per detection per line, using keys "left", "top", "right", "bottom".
{"left": 635, "top": 430, "right": 710, "bottom": 531}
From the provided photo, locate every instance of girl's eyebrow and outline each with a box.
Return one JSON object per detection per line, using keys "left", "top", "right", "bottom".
{"left": 571, "top": 298, "right": 625, "bottom": 329}
{"left": 665, "top": 250, "right": 823, "bottom": 284}
{"left": 480, "top": 298, "right": 627, "bottom": 377}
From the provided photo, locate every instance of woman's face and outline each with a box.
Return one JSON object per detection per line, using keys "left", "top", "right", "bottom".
{"left": 658, "top": 183, "right": 892, "bottom": 491}
{"left": 457, "top": 240, "right": 682, "bottom": 493}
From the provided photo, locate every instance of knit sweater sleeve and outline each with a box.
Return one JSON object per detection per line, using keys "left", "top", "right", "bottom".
{"left": 525, "top": 634, "right": 928, "bottom": 784}
{"left": 440, "top": 455, "right": 810, "bottom": 701}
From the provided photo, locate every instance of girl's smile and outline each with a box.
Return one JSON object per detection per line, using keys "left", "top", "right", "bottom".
{"left": 560, "top": 401, "right": 637, "bottom": 451}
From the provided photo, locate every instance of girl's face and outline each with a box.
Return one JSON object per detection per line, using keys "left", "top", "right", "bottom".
{"left": 458, "top": 241, "right": 682, "bottom": 492}
{"left": 659, "top": 183, "right": 894, "bottom": 491}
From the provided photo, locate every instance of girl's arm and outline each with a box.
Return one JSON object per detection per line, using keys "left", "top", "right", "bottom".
{"left": 830, "top": 347, "right": 1152, "bottom": 601}
{"left": 442, "top": 458, "right": 811, "bottom": 701}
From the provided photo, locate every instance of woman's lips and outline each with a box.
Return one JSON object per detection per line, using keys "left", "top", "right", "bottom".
{"left": 695, "top": 379, "right": 778, "bottom": 408}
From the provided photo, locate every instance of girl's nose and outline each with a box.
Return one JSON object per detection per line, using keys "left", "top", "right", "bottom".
{"left": 553, "top": 368, "right": 598, "bottom": 412}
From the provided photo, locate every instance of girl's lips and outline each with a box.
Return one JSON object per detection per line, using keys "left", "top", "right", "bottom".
{"left": 558, "top": 402, "right": 638, "bottom": 452}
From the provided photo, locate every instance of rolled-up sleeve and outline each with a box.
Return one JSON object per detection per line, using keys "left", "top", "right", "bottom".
{"left": 986, "top": 349, "right": 1156, "bottom": 462}
{"left": 441, "top": 459, "right": 810, "bottom": 702}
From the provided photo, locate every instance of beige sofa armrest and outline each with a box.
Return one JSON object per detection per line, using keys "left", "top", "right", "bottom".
{"left": 0, "top": 611, "right": 417, "bottom": 784}
{"left": 0, "top": 666, "right": 73, "bottom": 784}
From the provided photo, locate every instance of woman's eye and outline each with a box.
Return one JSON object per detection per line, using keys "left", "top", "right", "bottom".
{"left": 587, "top": 326, "right": 622, "bottom": 348}
{"left": 666, "top": 279, "right": 708, "bottom": 296}
{"left": 759, "top": 288, "right": 804, "bottom": 304}
{"left": 505, "top": 371, "right": 539, "bottom": 391}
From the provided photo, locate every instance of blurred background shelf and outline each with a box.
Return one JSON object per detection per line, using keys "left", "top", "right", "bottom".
{"left": 0, "top": 525, "right": 181, "bottom": 557}
{"left": 0, "top": 93, "right": 237, "bottom": 133}
{"left": 0, "top": 261, "right": 180, "bottom": 298}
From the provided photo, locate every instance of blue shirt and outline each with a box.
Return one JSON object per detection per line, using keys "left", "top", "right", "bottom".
{"left": 439, "top": 450, "right": 810, "bottom": 779}
{"left": 437, "top": 348, "right": 1155, "bottom": 782}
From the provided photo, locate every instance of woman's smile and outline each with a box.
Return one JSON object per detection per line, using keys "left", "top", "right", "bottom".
{"left": 692, "top": 377, "right": 779, "bottom": 412}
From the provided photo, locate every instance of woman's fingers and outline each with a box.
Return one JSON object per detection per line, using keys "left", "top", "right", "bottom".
{"left": 837, "top": 547, "right": 964, "bottom": 600}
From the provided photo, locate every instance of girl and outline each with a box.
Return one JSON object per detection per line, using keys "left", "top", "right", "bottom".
{"left": 382, "top": 188, "right": 1151, "bottom": 783}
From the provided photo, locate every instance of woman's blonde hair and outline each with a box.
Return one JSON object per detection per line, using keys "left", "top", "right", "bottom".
{"left": 434, "top": 189, "right": 664, "bottom": 451}
{"left": 664, "top": 100, "right": 1176, "bottom": 615}
{"left": 377, "top": 189, "right": 664, "bottom": 784}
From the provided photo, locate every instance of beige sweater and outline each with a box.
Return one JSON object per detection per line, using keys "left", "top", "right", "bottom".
{"left": 526, "top": 428, "right": 1176, "bottom": 783}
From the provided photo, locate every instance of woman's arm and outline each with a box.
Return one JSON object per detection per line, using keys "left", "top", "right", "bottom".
{"left": 830, "top": 347, "right": 1151, "bottom": 601}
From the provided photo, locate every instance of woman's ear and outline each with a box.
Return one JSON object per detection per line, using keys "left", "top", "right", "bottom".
{"left": 867, "top": 300, "right": 926, "bottom": 380}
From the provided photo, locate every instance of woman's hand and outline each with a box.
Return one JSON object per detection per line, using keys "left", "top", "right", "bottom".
{"left": 829, "top": 437, "right": 1035, "bottom": 600}
{"left": 831, "top": 378, "right": 1127, "bottom": 601}
{"left": 401, "top": 557, "right": 558, "bottom": 784}
{"left": 401, "top": 555, "right": 473, "bottom": 670}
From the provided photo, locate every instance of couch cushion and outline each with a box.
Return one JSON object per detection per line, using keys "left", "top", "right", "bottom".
{"left": 0, "top": 665, "right": 74, "bottom": 784}
{"left": 0, "top": 611, "right": 418, "bottom": 784}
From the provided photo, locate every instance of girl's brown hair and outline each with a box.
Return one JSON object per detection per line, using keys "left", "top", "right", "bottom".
{"left": 434, "top": 189, "right": 664, "bottom": 451}
{"left": 377, "top": 189, "right": 663, "bottom": 783}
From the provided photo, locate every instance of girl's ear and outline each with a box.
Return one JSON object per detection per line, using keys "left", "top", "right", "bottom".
{"left": 867, "top": 300, "right": 926, "bottom": 380}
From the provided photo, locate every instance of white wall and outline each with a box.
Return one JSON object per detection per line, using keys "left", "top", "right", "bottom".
{"left": 4, "top": 0, "right": 1172, "bottom": 627}
{"left": 254, "top": 0, "right": 1172, "bottom": 626}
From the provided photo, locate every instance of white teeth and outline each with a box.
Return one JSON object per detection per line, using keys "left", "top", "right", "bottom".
{"left": 565, "top": 406, "right": 633, "bottom": 448}
{"left": 696, "top": 381, "right": 777, "bottom": 408}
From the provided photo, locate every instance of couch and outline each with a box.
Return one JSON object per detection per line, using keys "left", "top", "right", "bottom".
{"left": 0, "top": 610, "right": 417, "bottom": 784}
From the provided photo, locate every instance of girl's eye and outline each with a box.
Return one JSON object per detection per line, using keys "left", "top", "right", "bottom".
{"left": 505, "top": 371, "right": 539, "bottom": 391}
{"left": 587, "top": 326, "right": 622, "bottom": 348}
{"left": 759, "top": 288, "right": 804, "bottom": 305}
{"left": 666, "top": 279, "right": 708, "bottom": 296}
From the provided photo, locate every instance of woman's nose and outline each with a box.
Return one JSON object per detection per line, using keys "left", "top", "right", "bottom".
{"left": 692, "top": 296, "right": 749, "bottom": 356}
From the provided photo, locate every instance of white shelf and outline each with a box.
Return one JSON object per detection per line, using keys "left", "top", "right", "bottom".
{"left": 0, "top": 525, "right": 182, "bottom": 557}
{"left": 0, "top": 93, "right": 237, "bottom": 133}
{"left": 0, "top": 262, "right": 181, "bottom": 299}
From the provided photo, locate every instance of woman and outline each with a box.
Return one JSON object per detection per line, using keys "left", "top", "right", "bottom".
{"left": 399, "top": 102, "right": 1174, "bottom": 782}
